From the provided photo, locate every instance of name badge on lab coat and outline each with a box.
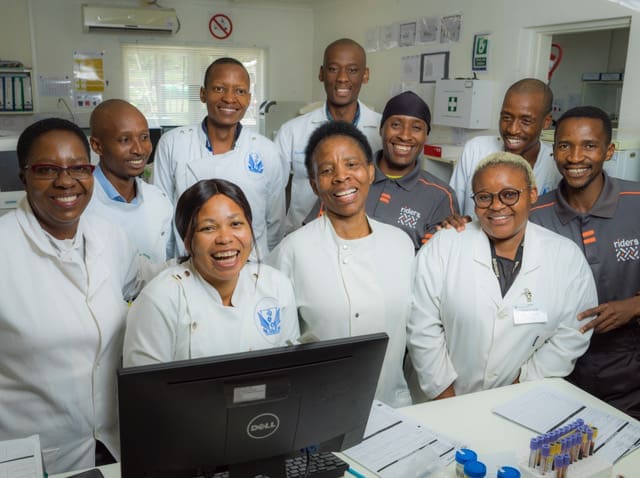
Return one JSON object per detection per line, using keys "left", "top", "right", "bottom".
{"left": 513, "top": 305, "right": 548, "bottom": 325}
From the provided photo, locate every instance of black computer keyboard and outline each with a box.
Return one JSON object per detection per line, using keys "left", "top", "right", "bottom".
{"left": 212, "top": 452, "right": 350, "bottom": 478}
{"left": 286, "top": 451, "right": 349, "bottom": 478}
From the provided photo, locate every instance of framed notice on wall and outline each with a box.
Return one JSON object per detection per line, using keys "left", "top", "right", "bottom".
{"left": 420, "top": 51, "right": 449, "bottom": 83}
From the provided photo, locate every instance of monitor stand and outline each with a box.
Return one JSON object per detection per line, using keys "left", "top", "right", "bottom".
{"left": 226, "top": 455, "right": 287, "bottom": 478}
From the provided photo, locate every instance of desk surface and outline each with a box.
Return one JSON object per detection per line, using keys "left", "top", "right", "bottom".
{"left": 52, "top": 378, "right": 639, "bottom": 478}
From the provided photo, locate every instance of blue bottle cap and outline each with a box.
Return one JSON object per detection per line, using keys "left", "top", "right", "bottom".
{"left": 555, "top": 455, "right": 564, "bottom": 468}
{"left": 497, "top": 465, "right": 521, "bottom": 478}
{"left": 541, "top": 444, "right": 550, "bottom": 457}
{"left": 529, "top": 437, "right": 540, "bottom": 450}
{"left": 456, "top": 448, "right": 478, "bottom": 464}
{"left": 464, "top": 460, "right": 487, "bottom": 477}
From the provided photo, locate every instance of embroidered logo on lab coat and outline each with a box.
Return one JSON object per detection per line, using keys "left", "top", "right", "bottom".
{"left": 247, "top": 152, "right": 264, "bottom": 174}
{"left": 255, "top": 297, "right": 281, "bottom": 341}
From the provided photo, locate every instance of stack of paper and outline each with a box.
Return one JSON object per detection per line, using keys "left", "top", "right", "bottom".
{"left": 0, "top": 435, "right": 44, "bottom": 478}
{"left": 343, "top": 401, "right": 463, "bottom": 477}
{"left": 492, "top": 385, "right": 640, "bottom": 464}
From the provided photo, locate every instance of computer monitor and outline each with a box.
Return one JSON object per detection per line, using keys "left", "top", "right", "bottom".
{"left": 117, "top": 333, "right": 388, "bottom": 478}
{"left": 0, "top": 135, "right": 25, "bottom": 212}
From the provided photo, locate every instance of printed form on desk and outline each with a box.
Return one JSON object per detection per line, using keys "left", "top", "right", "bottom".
{"left": 491, "top": 384, "right": 640, "bottom": 464}
{"left": 342, "top": 400, "right": 464, "bottom": 477}
{"left": 0, "top": 435, "right": 44, "bottom": 478}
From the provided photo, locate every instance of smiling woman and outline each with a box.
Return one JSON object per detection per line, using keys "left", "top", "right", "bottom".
{"left": 0, "top": 117, "right": 150, "bottom": 474}
{"left": 18, "top": 123, "right": 94, "bottom": 239}
{"left": 123, "top": 178, "right": 299, "bottom": 367}
{"left": 267, "top": 121, "right": 415, "bottom": 408}
{"left": 406, "top": 151, "right": 598, "bottom": 402}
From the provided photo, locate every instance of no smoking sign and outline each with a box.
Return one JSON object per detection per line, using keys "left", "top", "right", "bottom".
{"left": 209, "top": 13, "right": 233, "bottom": 40}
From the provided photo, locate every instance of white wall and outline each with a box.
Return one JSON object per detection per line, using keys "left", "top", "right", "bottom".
{"left": 311, "top": 0, "right": 640, "bottom": 135}
{"left": 0, "top": 0, "right": 314, "bottom": 130}
{"left": 2, "top": 0, "right": 640, "bottom": 134}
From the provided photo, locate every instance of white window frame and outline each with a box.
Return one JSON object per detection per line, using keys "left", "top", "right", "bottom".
{"left": 122, "top": 43, "right": 265, "bottom": 128}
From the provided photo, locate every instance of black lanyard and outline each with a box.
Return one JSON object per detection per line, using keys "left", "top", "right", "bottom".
{"left": 490, "top": 239, "right": 524, "bottom": 297}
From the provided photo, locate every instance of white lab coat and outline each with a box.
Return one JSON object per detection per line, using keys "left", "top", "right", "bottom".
{"left": 152, "top": 122, "right": 286, "bottom": 258}
{"left": 407, "top": 221, "right": 597, "bottom": 399}
{"left": 449, "top": 136, "right": 560, "bottom": 217}
{"left": 87, "top": 176, "right": 173, "bottom": 263}
{"left": 123, "top": 260, "right": 300, "bottom": 366}
{"left": 0, "top": 198, "right": 144, "bottom": 475}
{"left": 275, "top": 101, "right": 382, "bottom": 233}
{"left": 267, "top": 214, "right": 413, "bottom": 407}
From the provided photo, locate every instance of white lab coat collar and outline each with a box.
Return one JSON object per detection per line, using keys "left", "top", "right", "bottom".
{"left": 469, "top": 220, "right": 543, "bottom": 307}
{"left": 16, "top": 196, "right": 110, "bottom": 295}
{"left": 311, "top": 100, "right": 380, "bottom": 128}
{"left": 469, "top": 220, "right": 541, "bottom": 274}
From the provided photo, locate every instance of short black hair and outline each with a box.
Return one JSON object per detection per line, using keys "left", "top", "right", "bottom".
{"left": 175, "top": 178, "right": 255, "bottom": 262}
{"left": 17, "top": 117, "right": 90, "bottom": 169}
{"left": 304, "top": 121, "right": 373, "bottom": 178}
{"left": 555, "top": 106, "right": 612, "bottom": 145}
{"left": 505, "top": 78, "right": 554, "bottom": 116}
{"left": 203, "top": 57, "right": 249, "bottom": 87}
{"left": 323, "top": 38, "right": 366, "bottom": 67}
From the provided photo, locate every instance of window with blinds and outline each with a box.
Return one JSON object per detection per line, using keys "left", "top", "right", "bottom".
{"left": 122, "top": 44, "right": 265, "bottom": 127}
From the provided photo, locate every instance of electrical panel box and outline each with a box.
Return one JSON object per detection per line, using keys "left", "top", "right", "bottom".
{"left": 433, "top": 79, "right": 494, "bottom": 129}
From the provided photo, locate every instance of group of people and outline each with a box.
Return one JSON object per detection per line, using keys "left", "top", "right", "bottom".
{"left": 0, "top": 36, "right": 638, "bottom": 476}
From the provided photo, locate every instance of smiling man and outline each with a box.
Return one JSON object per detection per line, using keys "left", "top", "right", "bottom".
{"left": 450, "top": 78, "right": 561, "bottom": 218}
{"left": 530, "top": 106, "right": 640, "bottom": 419}
{"left": 367, "top": 91, "right": 458, "bottom": 251}
{"left": 87, "top": 99, "right": 173, "bottom": 263}
{"left": 153, "top": 57, "right": 286, "bottom": 258}
{"left": 276, "top": 38, "right": 382, "bottom": 233}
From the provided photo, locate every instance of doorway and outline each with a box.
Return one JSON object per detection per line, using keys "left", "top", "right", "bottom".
{"left": 519, "top": 17, "right": 631, "bottom": 127}
{"left": 549, "top": 28, "right": 629, "bottom": 127}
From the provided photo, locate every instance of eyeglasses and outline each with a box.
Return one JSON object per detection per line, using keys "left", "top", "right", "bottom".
{"left": 24, "top": 163, "right": 96, "bottom": 180}
{"left": 471, "top": 188, "right": 525, "bottom": 209}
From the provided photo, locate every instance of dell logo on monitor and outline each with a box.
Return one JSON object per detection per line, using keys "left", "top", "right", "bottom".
{"left": 247, "top": 413, "right": 280, "bottom": 439}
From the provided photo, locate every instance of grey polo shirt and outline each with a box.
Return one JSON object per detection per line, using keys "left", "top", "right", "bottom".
{"left": 530, "top": 172, "right": 640, "bottom": 418}
{"left": 366, "top": 151, "right": 459, "bottom": 251}
{"left": 530, "top": 172, "right": 640, "bottom": 311}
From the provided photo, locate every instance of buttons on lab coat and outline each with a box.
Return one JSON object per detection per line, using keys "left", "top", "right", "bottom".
{"left": 340, "top": 243, "right": 350, "bottom": 264}
{"left": 497, "top": 309, "right": 508, "bottom": 319}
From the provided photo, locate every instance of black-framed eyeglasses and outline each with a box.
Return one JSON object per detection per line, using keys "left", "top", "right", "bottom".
{"left": 24, "top": 163, "right": 95, "bottom": 180}
{"left": 471, "top": 188, "right": 525, "bottom": 209}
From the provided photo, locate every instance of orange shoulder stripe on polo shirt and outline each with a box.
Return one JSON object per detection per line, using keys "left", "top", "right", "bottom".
{"left": 417, "top": 178, "right": 456, "bottom": 213}
{"left": 379, "top": 192, "right": 391, "bottom": 204}
{"left": 530, "top": 201, "right": 556, "bottom": 212}
{"left": 582, "top": 229, "right": 596, "bottom": 245}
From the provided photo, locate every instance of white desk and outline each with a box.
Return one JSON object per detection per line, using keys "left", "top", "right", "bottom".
{"left": 52, "top": 378, "right": 639, "bottom": 478}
